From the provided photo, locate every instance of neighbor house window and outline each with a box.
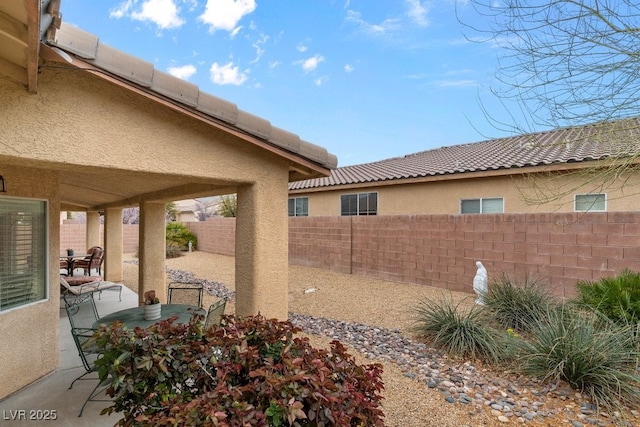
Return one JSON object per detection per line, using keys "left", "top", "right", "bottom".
{"left": 575, "top": 193, "right": 606, "bottom": 212}
{"left": 0, "top": 198, "right": 48, "bottom": 312}
{"left": 340, "top": 192, "right": 378, "bottom": 216}
{"left": 288, "top": 197, "right": 308, "bottom": 216}
{"left": 460, "top": 197, "right": 504, "bottom": 214}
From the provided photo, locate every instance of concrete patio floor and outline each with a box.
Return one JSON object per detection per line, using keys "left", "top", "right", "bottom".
{"left": 0, "top": 286, "right": 139, "bottom": 426}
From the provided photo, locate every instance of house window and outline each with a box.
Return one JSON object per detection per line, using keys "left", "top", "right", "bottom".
{"left": 460, "top": 197, "right": 504, "bottom": 214}
{"left": 288, "top": 197, "right": 308, "bottom": 216}
{"left": 340, "top": 192, "right": 378, "bottom": 216}
{"left": 575, "top": 193, "right": 606, "bottom": 212}
{"left": 0, "top": 198, "right": 48, "bottom": 312}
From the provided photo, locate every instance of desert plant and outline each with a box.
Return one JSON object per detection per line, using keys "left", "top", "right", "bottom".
{"left": 516, "top": 305, "right": 640, "bottom": 413}
{"left": 218, "top": 194, "right": 237, "bottom": 217}
{"left": 166, "top": 221, "right": 197, "bottom": 251}
{"left": 94, "top": 314, "right": 385, "bottom": 426}
{"left": 575, "top": 269, "right": 640, "bottom": 325}
{"left": 483, "top": 273, "right": 556, "bottom": 332}
{"left": 412, "top": 296, "right": 506, "bottom": 363}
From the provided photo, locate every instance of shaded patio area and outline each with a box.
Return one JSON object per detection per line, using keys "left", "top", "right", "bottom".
{"left": 0, "top": 288, "right": 138, "bottom": 426}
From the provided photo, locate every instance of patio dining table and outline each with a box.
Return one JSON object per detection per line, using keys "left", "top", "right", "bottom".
{"left": 60, "top": 253, "right": 91, "bottom": 276}
{"left": 93, "top": 304, "right": 204, "bottom": 329}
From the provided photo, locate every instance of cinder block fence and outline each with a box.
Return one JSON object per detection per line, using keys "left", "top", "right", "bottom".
{"left": 60, "top": 212, "right": 640, "bottom": 297}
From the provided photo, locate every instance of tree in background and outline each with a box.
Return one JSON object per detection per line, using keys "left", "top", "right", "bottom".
{"left": 461, "top": 0, "right": 640, "bottom": 204}
{"left": 217, "top": 194, "right": 237, "bottom": 217}
{"left": 194, "top": 197, "right": 219, "bottom": 221}
{"left": 165, "top": 202, "right": 178, "bottom": 222}
{"left": 122, "top": 208, "right": 139, "bottom": 224}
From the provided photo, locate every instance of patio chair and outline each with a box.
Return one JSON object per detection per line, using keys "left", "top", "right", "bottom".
{"left": 60, "top": 275, "right": 122, "bottom": 301}
{"left": 168, "top": 281, "right": 204, "bottom": 308}
{"left": 204, "top": 297, "right": 227, "bottom": 329}
{"left": 63, "top": 294, "right": 111, "bottom": 416}
{"left": 73, "top": 246, "right": 103, "bottom": 276}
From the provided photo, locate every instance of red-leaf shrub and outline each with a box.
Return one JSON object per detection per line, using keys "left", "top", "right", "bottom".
{"left": 94, "top": 313, "right": 385, "bottom": 426}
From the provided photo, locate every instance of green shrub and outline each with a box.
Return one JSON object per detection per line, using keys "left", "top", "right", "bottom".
{"left": 165, "top": 241, "right": 182, "bottom": 259}
{"left": 576, "top": 269, "right": 640, "bottom": 324}
{"left": 166, "top": 221, "right": 197, "bottom": 251}
{"left": 94, "top": 314, "right": 385, "bottom": 426}
{"left": 412, "top": 297, "right": 506, "bottom": 363}
{"left": 484, "top": 274, "right": 556, "bottom": 332}
{"left": 516, "top": 305, "right": 640, "bottom": 412}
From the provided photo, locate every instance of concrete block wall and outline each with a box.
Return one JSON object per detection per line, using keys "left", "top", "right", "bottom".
{"left": 288, "top": 216, "right": 352, "bottom": 273}
{"left": 61, "top": 213, "right": 640, "bottom": 297}
{"left": 60, "top": 223, "right": 139, "bottom": 254}
{"left": 277, "top": 213, "right": 638, "bottom": 296}
{"left": 187, "top": 218, "right": 235, "bottom": 256}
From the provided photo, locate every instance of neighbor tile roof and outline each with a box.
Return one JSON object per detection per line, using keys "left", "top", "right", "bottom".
{"left": 289, "top": 118, "right": 640, "bottom": 190}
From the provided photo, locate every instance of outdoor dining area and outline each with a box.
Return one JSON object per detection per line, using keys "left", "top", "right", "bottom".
{"left": 0, "top": 279, "right": 227, "bottom": 424}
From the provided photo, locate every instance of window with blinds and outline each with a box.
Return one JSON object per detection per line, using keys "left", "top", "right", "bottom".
{"left": 288, "top": 197, "right": 309, "bottom": 216}
{"left": 460, "top": 197, "right": 504, "bottom": 214}
{"left": 340, "top": 192, "right": 378, "bottom": 216}
{"left": 0, "top": 198, "right": 48, "bottom": 312}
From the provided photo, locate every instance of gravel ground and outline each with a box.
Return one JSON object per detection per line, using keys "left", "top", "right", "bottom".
{"left": 120, "top": 251, "right": 638, "bottom": 427}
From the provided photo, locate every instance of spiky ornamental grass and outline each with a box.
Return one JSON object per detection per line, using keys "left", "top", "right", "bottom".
{"left": 483, "top": 274, "right": 557, "bottom": 332}
{"left": 516, "top": 305, "right": 640, "bottom": 413}
{"left": 412, "top": 297, "right": 506, "bottom": 363}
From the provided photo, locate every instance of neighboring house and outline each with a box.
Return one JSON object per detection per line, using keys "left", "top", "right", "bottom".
{"left": 173, "top": 199, "right": 200, "bottom": 222}
{"left": 174, "top": 197, "right": 223, "bottom": 222}
{"left": 0, "top": 2, "right": 335, "bottom": 400}
{"left": 289, "top": 118, "right": 640, "bottom": 216}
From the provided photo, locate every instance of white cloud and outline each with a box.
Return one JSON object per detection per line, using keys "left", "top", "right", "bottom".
{"left": 111, "top": 0, "right": 185, "bottom": 29}
{"left": 345, "top": 10, "right": 402, "bottom": 35}
{"left": 209, "top": 61, "right": 249, "bottom": 85}
{"left": 437, "top": 79, "right": 477, "bottom": 88}
{"left": 344, "top": 64, "right": 354, "bottom": 73}
{"left": 167, "top": 64, "right": 197, "bottom": 80}
{"left": 296, "top": 54, "right": 325, "bottom": 73}
{"left": 296, "top": 44, "right": 308, "bottom": 53}
{"left": 405, "top": 0, "right": 431, "bottom": 27}
{"left": 314, "top": 76, "right": 329, "bottom": 86}
{"left": 268, "top": 60, "right": 281, "bottom": 70}
{"left": 199, "top": 0, "right": 257, "bottom": 33}
{"left": 229, "top": 26, "right": 242, "bottom": 38}
{"left": 250, "top": 34, "right": 269, "bottom": 64}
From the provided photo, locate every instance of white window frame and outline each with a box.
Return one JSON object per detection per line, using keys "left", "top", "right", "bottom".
{"left": 340, "top": 192, "right": 378, "bottom": 216}
{"left": 460, "top": 197, "right": 504, "bottom": 214}
{"left": 574, "top": 193, "right": 606, "bottom": 212}
{"left": 288, "top": 197, "right": 309, "bottom": 217}
{"left": 0, "top": 197, "right": 49, "bottom": 313}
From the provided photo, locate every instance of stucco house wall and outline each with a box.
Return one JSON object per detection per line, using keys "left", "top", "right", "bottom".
{"left": 296, "top": 171, "right": 640, "bottom": 216}
{"left": 0, "top": 62, "right": 330, "bottom": 400}
{"left": 0, "top": 165, "right": 60, "bottom": 399}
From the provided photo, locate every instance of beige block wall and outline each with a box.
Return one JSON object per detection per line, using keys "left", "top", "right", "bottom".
{"left": 0, "top": 166, "right": 60, "bottom": 400}
{"left": 302, "top": 171, "right": 640, "bottom": 216}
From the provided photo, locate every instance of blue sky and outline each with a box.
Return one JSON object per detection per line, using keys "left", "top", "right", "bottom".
{"left": 60, "top": 0, "right": 522, "bottom": 167}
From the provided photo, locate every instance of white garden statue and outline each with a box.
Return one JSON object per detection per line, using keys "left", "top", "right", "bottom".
{"left": 473, "top": 261, "right": 488, "bottom": 305}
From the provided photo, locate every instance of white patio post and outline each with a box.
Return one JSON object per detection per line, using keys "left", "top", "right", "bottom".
{"left": 139, "top": 201, "right": 166, "bottom": 305}
{"left": 103, "top": 207, "right": 124, "bottom": 282}
{"left": 235, "top": 174, "right": 289, "bottom": 320}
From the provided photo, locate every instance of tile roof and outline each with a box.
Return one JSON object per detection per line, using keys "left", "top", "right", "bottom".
{"left": 46, "top": 22, "right": 337, "bottom": 171}
{"left": 289, "top": 118, "right": 640, "bottom": 190}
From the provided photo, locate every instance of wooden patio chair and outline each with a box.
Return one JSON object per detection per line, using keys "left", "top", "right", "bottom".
{"left": 73, "top": 246, "right": 103, "bottom": 276}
